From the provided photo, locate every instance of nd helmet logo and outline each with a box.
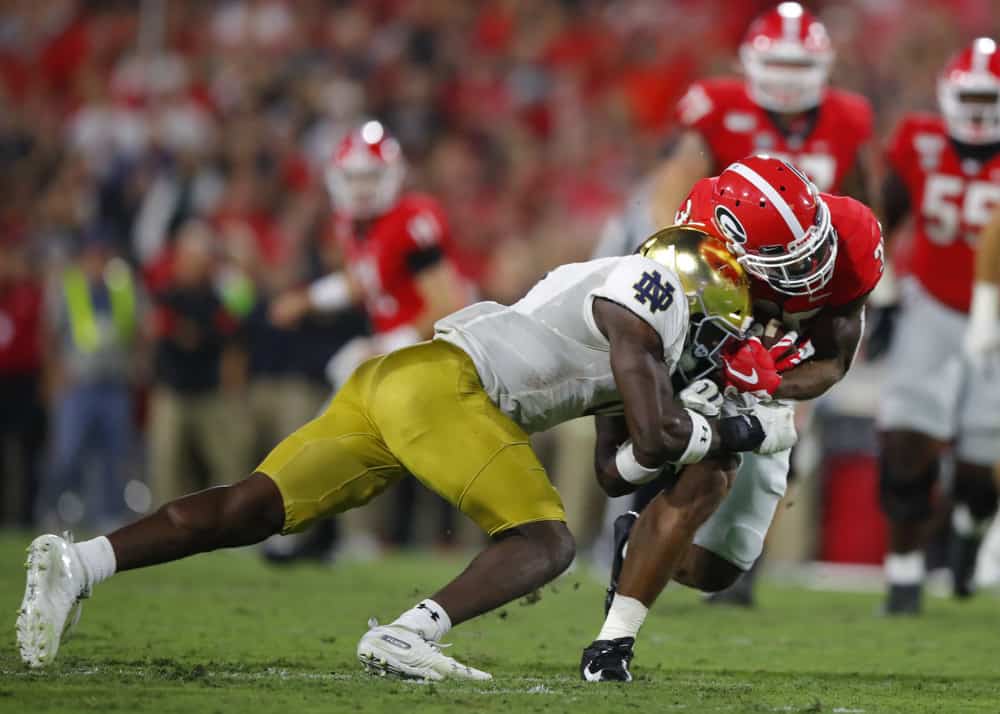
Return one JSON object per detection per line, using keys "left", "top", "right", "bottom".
{"left": 632, "top": 271, "right": 675, "bottom": 314}
{"left": 714, "top": 205, "right": 747, "bottom": 244}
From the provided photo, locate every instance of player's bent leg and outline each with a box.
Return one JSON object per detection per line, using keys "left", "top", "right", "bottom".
{"left": 878, "top": 429, "right": 942, "bottom": 615}
{"left": 673, "top": 544, "right": 745, "bottom": 593}
{"left": 358, "top": 519, "right": 572, "bottom": 682}
{"left": 582, "top": 457, "right": 736, "bottom": 683}
{"left": 355, "top": 342, "right": 575, "bottom": 681}
{"left": 950, "top": 461, "right": 999, "bottom": 598}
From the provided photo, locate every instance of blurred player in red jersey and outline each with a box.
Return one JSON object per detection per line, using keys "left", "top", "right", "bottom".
{"left": 271, "top": 120, "right": 470, "bottom": 379}
{"left": 584, "top": 155, "right": 884, "bottom": 680}
{"left": 269, "top": 121, "right": 471, "bottom": 558}
{"left": 648, "top": 2, "right": 873, "bottom": 231}
{"left": 877, "top": 38, "right": 1000, "bottom": 614}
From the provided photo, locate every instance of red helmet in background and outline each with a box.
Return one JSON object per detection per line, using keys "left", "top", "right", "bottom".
{"left": 710, "top": 155, "right": 836, "bottom": 297}
{"left": 325, "top": 120, "right": 406, "bottom": 219}
{"left": 739, "top": 2, "right": 834, "bottom": 114}
{"left": 938, "top": 37, "right": 1000, "bottom": 145}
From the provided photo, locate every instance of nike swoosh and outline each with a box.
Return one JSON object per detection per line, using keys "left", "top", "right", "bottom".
{"left": 583, "top": 664, "right": 604, "bottom": 682}
{"left": 727, "top": 365, "right": 758, "bottom": 385}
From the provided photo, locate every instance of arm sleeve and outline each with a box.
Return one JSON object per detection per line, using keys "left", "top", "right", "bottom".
{"left": 587, "top": 255, "right": 689, "bottom": 358}
{"left": 401, "top": 208, "right": 447, "bottom": 275}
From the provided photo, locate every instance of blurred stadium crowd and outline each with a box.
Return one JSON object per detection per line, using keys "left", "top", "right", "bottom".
{"left": 0, "top": 0, "right": 996, "bottom": 552}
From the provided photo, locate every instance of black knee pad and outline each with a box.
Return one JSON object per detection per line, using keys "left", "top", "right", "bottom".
{"left": 879, "top": 456, "right": 937, "bottom": 523}
{"left": 953, "top": 470, "right": 999, "bottom": 521}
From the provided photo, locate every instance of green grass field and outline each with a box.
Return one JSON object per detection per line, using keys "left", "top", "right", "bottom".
{"left": 1, "top": 533, "right": 998, "bottom": 713}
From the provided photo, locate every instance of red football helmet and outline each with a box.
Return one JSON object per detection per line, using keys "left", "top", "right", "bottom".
{"left": 739, "top": 2, "right": 834, "bottom": 113}
{"left": 710, "top": 155, "right": 836, "bottom": 297}
{"left": 325, "top": 120, "right": 405, "bottom": 219}
{"left": 938, "top": 37, "right": 1000, "bottom": 145}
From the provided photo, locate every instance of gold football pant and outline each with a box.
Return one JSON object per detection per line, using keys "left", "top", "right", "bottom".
{"left": 256, "top": 340, "right": 566, "bottom": 536}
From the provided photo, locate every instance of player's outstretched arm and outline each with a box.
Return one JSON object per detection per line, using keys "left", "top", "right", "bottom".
{"left": 773, "top": 295, "right": 866, "bottom": 401}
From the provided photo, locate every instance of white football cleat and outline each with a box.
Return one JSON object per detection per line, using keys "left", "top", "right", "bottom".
{"left": 357, "top": 619, "right": 492, "bottom": 681}
{"left": 16, "top": 534, "right": 90, "bottom": 668}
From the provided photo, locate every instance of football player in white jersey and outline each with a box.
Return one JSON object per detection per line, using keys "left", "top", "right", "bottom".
{"left": 18, "top": 226, "right": 796, "bottom": 679}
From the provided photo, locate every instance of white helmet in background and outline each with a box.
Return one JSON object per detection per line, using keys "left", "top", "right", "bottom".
{"left": 739, "top": 2, "right": 834, "bottom": 114}
{"left": 938, "top": 37, "right": 1000, "bottom": 145}
{"left": 325, "top": 120, "right": 406, "bottom": 219}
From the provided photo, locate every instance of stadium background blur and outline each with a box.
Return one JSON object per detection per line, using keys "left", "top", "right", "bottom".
{"left": 1, "top": 0, "right": 998, "bottom": 574}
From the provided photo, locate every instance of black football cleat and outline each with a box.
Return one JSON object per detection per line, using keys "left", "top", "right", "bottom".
{"left": 882, "top": 583, "right": 923, "bottom": 616}
{"left": 605, "top": 511, "right": 639, "bottom": 615}
{"left": 580, "top": 637, "right": 635, "bottom": 682}
{"left": 950, "top": 535, "right": 981, "bottom": 600}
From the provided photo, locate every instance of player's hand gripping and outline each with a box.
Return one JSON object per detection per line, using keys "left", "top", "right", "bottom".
{"left": 677, "top": 378, "right": 723, "bottom": 417}
{"left": 767, "top": 331, "right": 816, "bottom": 372}
{"left": 722, "top": 337, "right": 781, "bottom": 398}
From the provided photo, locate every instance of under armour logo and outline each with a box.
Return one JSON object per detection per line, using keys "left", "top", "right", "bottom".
{"left": 418, "top": 603, "right": 440, "bottom": 621}
{"left": 632, "top": 271, "right": 675, "bottom": 314}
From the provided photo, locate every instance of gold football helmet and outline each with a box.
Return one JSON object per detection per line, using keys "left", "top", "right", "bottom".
{"left": 638, "top": 224, "right": 753, "bottom": 380}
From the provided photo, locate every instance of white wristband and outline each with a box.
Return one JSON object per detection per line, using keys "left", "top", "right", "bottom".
{"left": 614, "top": 439, "right": 663, "bottom": 485}
{"left": 675, "top": 409, "right": 712, "bottom": 465}
{"left": 376, "top": 325, "right": 422, "bottom": 353}
{"left": 969, "top": 282, "right": 999, "bottom": 332}
{"left": 308, "top": 272, "right": 352, "bottom": 312}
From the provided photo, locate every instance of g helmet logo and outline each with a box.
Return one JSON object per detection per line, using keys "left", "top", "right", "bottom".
{"left": 714, "top": 205, "right": 747, "bottom": 244}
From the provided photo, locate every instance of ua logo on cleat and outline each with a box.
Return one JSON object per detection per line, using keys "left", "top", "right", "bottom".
{"left": 632, "top": 271, "right": 675, "bottom": 314}
{"left": 380, "top": 634, "right": 412, "bottom": 649}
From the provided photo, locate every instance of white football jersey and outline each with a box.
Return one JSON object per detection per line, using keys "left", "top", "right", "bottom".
{"left": 435, "top": 255, "right": 688, "bottom": 433}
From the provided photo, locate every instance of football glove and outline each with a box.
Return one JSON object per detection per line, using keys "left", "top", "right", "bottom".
{"left": 750, "top": 401, "right": 797, "bottom": 455}
{"left": 678, "top": 378, "right": 723, "bottom": 417}
{"left": 767, "top": 331, "right": 816, "bottom": 372}
{"left": 722, "top": 337, "right": 781, "bottom": 398}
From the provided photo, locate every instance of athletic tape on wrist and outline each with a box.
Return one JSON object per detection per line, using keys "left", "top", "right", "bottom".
{"left": 675, "top": 409, "right": 712, "bottom": 465}
{"left": 615, "top": 439, "right": 663, "bottom": 485}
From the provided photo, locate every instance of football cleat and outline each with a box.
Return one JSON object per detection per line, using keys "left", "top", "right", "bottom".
{"left": 882, "top": 583, "right": 922, "bottom": 616}
{"left": 16, "top": 534, "right": 90, "bottom": 668}
{"left": 950, "top": 534, "right": 981, "bottom": 600}
{"left": 580, "top": 637, "right": 635, "bottom": 682}
{"left": 357, "top": 619, "right": 492, "bottom": 681}
{"left": 605, "top": 511, "right": 639, "bottom": 615}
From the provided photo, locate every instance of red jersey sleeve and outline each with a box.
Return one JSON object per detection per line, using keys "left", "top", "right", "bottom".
{"left": 676, "top": 80, "right": 720, "bottom": 135}
{"left": 826, "top": 194, "right": 885, "bottom": 306}
{"left": 835, "top": 90, "right": 874, "bottom": 147}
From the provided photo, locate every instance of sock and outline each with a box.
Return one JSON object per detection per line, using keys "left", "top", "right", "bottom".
{"left": 952, "top": 504, "right": 990, "bottom": 538}
{"left": 885, "top": 551, "right": 924, "bottom": 586}
{"left": 75, "top": 536, "right": 117, "bottom": 588}
{"left": 391, "top": 598, "right": 452, "bottom": 642}
{"left": 597, "top": 594, "right": 647, "bottom": 641}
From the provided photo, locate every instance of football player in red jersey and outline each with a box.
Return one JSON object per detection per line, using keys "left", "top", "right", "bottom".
{"left": 877, "top": 38, "right": 1000, "bottom": 614}
{"left": 583, "top": 155, "right": 884, "bottom": 681}
{"left": 646, "top": 2, "right": 873, "bottom": 232}
{"left": 271, "top": 120, "right": 470, "bottom": 379}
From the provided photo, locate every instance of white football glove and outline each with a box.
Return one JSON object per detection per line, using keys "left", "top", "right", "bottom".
{"left": 751, "top": 401, "right": 798, "bottom": 455}
{"left": 678, "top": 378, "right": 723, "bottom": 417}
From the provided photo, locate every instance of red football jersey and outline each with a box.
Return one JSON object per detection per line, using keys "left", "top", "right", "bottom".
{"left": 333, "top": 193, "right": 452, "bottom": 333}
{"left": 677, "top": 78, "right": 873, "bottom": 194}
{"left": 886, "top": 113, "right": 1000, "bottom": 313}
{"left": 678, "top": 177, "right": 884, "bottom": 322}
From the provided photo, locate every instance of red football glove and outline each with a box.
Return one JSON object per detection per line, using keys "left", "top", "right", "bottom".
{"left": 722, "top": 337, "right": 782, "bottom": 397}
{"left": 767, "top": 331, "right": 816, "bottom": 372}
